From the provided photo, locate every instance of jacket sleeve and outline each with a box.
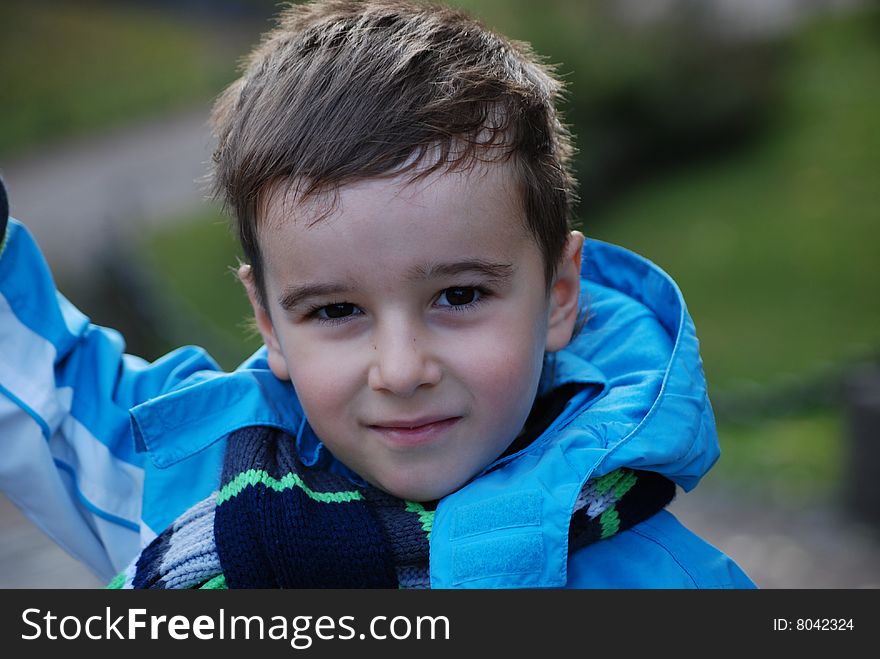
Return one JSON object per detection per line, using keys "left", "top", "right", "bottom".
{"left": 0, "top": 217, "right": 224, "bottom": 581}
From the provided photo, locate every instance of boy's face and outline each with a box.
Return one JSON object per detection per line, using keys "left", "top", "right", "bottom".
{"left": 245, "top": 163, "right": 583, "bottom": 501}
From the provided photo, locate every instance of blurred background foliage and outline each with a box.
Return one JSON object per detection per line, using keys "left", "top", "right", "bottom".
{"left": 1, "top": 0, "right": 878, "bottom": 507}
{"left": 0, "top": 0, "right": 264, "bottom": 155}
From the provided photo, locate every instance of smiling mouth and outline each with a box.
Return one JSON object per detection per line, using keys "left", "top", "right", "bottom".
{"left": 367, "top": 417, "right": 461, "bottom": 446}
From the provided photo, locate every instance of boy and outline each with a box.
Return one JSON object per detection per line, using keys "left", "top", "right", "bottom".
{"left": 0, "top": 0, "right": 754, "bottom": 588}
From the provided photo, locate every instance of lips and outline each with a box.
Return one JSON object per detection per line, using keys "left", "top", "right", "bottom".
{"left": 367, "top": 416, "right": 461, "bottom": 447}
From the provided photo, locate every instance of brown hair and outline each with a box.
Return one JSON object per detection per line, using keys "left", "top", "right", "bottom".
{"left": 211, "top": 0, "right": 577, "bottom": 308}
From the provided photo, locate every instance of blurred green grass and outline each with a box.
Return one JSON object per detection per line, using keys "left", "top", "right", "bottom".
{"left": 137, "top": 8, "right": 876, "bottom": 502}
{"left": 0, "top": 0, "right": 243, "bottom": 156}
{"left": 709, "top": 410, "right": 844, "bottom": 504}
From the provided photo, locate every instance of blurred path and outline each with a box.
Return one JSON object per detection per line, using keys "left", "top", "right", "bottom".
{"left": 670, "top": 482, "right": 880, "bottom": 589}
{"left": 0, "top": 103, "right": 217, "bottom": 280}
{"left": 1, "top": 107, "right": 879, "bottom": 588}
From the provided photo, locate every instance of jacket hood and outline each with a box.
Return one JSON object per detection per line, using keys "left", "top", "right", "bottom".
{"left": 566, "top": 237, "right": 720, "bottom": 487}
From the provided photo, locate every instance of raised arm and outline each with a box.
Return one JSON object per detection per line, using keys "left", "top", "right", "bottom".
{"left": 0, "top": 179, "right": 223, "bottom": 580}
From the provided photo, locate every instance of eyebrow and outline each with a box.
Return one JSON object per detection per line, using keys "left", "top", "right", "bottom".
{"left": 407, "top": 259, "right": 515, "bottom": 282}
{"left": 278, "top": 259, "right": 515, "bottom": 311}
{"left": 279, "top": 282, "right": 354, "bottom": 312}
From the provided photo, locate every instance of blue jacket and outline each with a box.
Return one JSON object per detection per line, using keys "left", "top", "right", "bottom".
{"left": 0, "top": 218, "right": 754, "bottom": 588}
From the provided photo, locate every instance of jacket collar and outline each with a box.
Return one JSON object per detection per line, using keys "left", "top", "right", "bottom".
{"left": 130, "top": 364, "right": 300, "bottom": 468}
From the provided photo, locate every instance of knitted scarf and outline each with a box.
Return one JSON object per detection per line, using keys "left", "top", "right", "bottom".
{"left": 109, "top": 425, "right": 676, "bottom": 589}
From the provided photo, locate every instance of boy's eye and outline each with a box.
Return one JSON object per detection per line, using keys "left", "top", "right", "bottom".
{"left": 318, "top": 303, "right": 358, "bottom": 319}
{"left": 438, "top": 287, "right": 478, "bottom": 306}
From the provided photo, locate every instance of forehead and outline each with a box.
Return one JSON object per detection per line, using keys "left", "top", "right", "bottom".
{"left": 257, "top": 162, "right": 535, "bottom": 279}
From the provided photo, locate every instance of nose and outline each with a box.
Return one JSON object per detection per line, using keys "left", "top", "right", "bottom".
{"left": 367, "top": 319, "right": 441, "bottom": 397}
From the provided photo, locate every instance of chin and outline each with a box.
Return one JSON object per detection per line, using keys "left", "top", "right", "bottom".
{"left": 378, "top": 476, "right": 463, "bottom": 503}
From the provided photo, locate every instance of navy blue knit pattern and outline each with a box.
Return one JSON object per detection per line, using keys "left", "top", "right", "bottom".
{"left": 214, "top": 426, "right": 398, "bottom": 588}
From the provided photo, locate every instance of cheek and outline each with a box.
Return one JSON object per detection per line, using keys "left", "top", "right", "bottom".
{"left": 282, "top": 340, "right": 363, "bottom": 417}
{"left": 457, "top": 316, "right": 547, "bottom": 412}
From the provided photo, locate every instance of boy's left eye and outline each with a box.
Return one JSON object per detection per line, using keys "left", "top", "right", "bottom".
{"left": 437, "top": 287, "right": 479, "bottom": 307}
{"left": 310, "top": 302, "right": 362, "bottom": 323}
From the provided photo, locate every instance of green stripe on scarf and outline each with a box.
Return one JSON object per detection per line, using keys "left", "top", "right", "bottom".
{"left": 406, "top": 501, "right": 435, "bottom": 539}
{"left": 216, "top": 468, "right": 365, "bottom": 505}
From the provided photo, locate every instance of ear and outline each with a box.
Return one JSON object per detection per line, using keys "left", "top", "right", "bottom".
{"left": 238, "top": 264, "right": 290, "bottom": 381}
{"left": 545, "top": 231, "right": 584, "bottom": 353}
